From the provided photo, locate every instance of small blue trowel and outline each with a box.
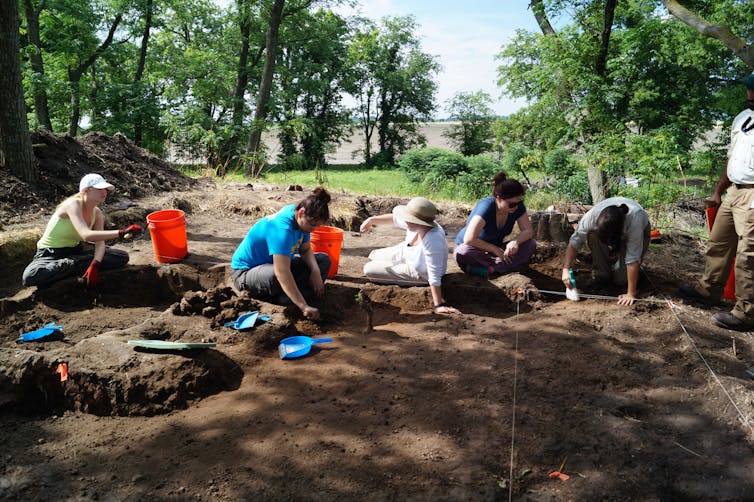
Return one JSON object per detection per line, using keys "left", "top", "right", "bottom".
{"left": 17, "top": 322, "right": 64, "bottom": 342}
{"left": 224, "top": 311, "right": 270, "bottom": 330}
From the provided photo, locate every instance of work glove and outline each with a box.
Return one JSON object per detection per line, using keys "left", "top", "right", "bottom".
{"left": 82, "top": 259, "right": 101, "bottom": 288}
{"left": 118, "top": 224, "right": 143, "bottom": 240}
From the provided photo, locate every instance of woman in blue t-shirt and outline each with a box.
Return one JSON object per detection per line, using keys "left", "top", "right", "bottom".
{"left": 454, "top": 172, "right": 536, "bottom": 277}
{"left": 231, "top": 188, "right": 332, "bottom": 320}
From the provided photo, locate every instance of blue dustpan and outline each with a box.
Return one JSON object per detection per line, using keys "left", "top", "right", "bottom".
{"left": 17, "top": 322, "right": 64, "bottom": 342}
{"left": 224, "top": 311, "right": 270, "bottom": 330}
{"left": 278, "top": 336, "right": 332, "bottom": 359}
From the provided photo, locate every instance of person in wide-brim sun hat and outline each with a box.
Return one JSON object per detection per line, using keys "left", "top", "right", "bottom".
{"left": 360, "top": 197, "right": 460, "bottom": 315}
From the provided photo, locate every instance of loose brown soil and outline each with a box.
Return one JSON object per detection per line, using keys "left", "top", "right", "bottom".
{"left": 1, "top": 132, "right": 753, "bottom": 501}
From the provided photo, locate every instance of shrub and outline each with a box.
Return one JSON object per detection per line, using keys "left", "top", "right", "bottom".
{"left": 543, "top": 147, "right": 575, "bottom": 176}
{"left": 279, "top": 153, "right": 308, "bottom": 172}
{"left": 398, "top": 147, "right": 469, "bottom": 185}
{"left": 456, "top": 154, "right": 506, "bottom": 200}
{"left": 551, "top": 171, "right": 592, "bottom": 204}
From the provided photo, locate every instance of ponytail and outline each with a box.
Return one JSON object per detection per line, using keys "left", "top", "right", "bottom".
{"left": 297, "top": 187, "right": 331, "bottom": 222}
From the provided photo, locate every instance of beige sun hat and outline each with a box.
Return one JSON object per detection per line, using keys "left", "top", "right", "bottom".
{"left": 395, "top": 197, "right": 438, "bottom": 228}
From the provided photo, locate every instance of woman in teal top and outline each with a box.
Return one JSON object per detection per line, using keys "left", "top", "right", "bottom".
{"left": 231, "top": 187, "right": 332, "bottom": 320}
{"left": 22, "top": 173, "right": 142, "bottom": 288}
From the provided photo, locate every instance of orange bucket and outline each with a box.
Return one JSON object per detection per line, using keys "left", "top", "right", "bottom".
{"left": 705, "top": 206, "right": 735, "bottom": 301}
{"left": 309, "top": 226, "right": 343, "bottom": 279}
{"left": 146, "top": 209, "right": 188, "bottom": 263}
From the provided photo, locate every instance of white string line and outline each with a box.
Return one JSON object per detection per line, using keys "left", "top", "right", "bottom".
{"left": 536, "top": 288, "right": 668, "bottom": 303}
{"left": 638, "top": 273, "right": 754, "bottom": 439}
{"left": 533, "top": 275, "right": 754, "bottom": 438}
{"left": 508, "top": 294, "right": 521, "bottom": 502}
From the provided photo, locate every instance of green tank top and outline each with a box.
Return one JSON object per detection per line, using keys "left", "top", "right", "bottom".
{"left": 37, "top": 204, "right": 96, "bottom": 249}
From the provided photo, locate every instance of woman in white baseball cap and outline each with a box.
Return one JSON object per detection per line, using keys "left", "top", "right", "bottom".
{"left": 360, "top": 197, "right": 460, "bottom": 315}
{"left": 22, "top": 173, "right": 143, "bottom": 288}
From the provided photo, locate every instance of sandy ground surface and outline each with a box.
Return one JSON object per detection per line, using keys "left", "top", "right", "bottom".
{"left": 1, "top": 132, "right": 754, "bottom": 501}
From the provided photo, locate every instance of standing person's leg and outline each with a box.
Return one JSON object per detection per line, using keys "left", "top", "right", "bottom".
{"left": 698, "top": 197, "right": 737, "bottom": 300}
{"left": 586, "top": 231, "right": 613, "bottom": 281}
{"left": 729, "top": 188, "right": 754, "bottom": 323}
{"left": 454, "top": 243, "right": 496, "bottom": 276}
{"left": 490, "top": 239, "right": 537, "bottom": 274}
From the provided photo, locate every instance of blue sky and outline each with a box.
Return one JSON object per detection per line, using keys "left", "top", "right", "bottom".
{"left": 336, "top": 0, "right": 541, "bottom": 117}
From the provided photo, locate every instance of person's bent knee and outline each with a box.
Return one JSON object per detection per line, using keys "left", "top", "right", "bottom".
{"left": 454, "top": 243, "right": 476, "bottom": 266}
{"left": 315, "top": 252, "right": 331, "bottom": 278}
{"left": 21, "top": 272, "right": 41, "bottom": 287}
{"left": 103, "top": 248, "right": 130, "bottom": 269}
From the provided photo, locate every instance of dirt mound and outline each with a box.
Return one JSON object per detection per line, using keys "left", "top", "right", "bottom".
{"left": 0, "top": 130, "right": 195, "bottom": 223}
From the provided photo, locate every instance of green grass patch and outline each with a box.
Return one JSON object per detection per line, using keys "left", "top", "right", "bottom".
{"left": 260, "top": 165, "right": 486, "bottom": 202}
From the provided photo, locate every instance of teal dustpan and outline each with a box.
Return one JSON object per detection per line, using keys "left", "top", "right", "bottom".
{"left": 278, "top": 336, "right": 332, "bottom": 359}
{"left": 17, "top": 322, "right": 64, "bottom": 342}
{"left": 127, "top": 340, "right": 217, "bottom": 350}
{"left": 224, "top": 311, "right": 270, "bottom": 330}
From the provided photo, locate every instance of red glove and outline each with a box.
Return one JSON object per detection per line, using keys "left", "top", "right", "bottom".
{"left": 82, "top": 259, "right": 101, "bottom": 288}
{"left": 118, "top": 224, "right": 143, "bottom": 239}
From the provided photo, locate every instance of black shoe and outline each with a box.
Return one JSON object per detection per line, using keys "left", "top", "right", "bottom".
{"left": 678, "top": 285, "right": 720, "bottom": 306}
{"left": 712, "top": 312, "right": 753, "bottom": 332}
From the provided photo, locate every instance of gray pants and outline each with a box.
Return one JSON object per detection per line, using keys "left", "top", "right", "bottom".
{"left": 232, "top": 253, "right": 331, "bottom": 303}
{"left": 587, "top": 227, "right": 650, "bottom": 285}
{"left": 22, "top": 245, "right": 130, "bottom": 287}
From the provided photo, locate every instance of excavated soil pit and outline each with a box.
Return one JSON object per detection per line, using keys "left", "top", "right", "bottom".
{"left": 2, "top": 137, "right": 754, "bottom": 499}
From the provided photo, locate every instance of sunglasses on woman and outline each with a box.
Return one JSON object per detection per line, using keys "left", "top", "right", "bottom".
{"left": 506, "top": 199, "right": 521, "bottom": 208}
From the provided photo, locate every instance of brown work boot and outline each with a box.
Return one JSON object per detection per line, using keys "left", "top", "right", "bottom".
{"left": 678, "top": 285, "right": 720, "bottom": 306}
{"left": 711, "top": 312, "right": 754, "bottom": 332}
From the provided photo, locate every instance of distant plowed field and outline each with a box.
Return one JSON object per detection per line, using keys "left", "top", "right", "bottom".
{"left": 266, "top": 122, "right": 456, "bottom": 164}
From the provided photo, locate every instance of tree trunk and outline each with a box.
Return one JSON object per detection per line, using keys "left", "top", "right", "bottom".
{"left": 245, "top": 0, "right": 285, "bottom": 176}
{"left": 67, "top": 13, "right": 123, "bottom": 136}
{"left": 133, "top": 0, "right": 153, "bottom": 146}
{"left": 587, "top": 165, "right": 607, "bottom": 204}
{"left": 0, "top": 0, "right": 37, "bottom": 182}
{"left": 23, "top": 0, "right": 53, "bottom": 131}
{"left": 222, "top": 1, "right": 264, "bottom": 164}
{"left": 595, "top": 0, "right": 617, "bottom": 76}
{"left": 67, "top": 77, "right": 81, "bottom": 137}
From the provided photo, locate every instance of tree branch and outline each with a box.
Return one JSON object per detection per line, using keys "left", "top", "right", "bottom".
{"left": 660, "top": 0, "right": 753, "bottom": 68}
{"left": 529, "top": 0, "right": 555, "bottom": 36}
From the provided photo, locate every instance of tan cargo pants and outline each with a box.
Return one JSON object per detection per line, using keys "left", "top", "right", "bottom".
{"left": 698, "top": 185, "right": 754, "bottom": 322}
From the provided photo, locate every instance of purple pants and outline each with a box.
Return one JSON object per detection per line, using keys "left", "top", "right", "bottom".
{"left": 454, "top": 239, "right": 537, "bottom": 275}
